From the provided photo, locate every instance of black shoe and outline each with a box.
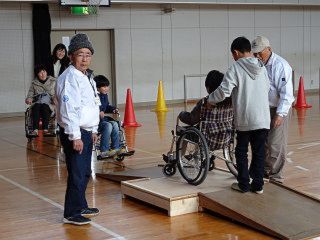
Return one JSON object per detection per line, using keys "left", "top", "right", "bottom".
{"left": 231, "top": 182, "right": 249, "bottom": 193}
{"left": 81, "top": 208, "right": 100, "bottom": 218}
{"left": 63, "top": 216, "right": 91, "bottom": 225}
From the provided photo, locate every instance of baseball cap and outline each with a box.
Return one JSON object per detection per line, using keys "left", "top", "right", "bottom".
{"left": 251, "top": 36, "right": 270, "bottom": 53}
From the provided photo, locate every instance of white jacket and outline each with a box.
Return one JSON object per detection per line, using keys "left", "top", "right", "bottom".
{"left": 208, "top": 57, "right": 270, "bottom": 131}
{"left": 55, "top": 65, "right": 99, "bottom": 141}
{"left": 265, "top": 52, "right": 294, "bottom": 116}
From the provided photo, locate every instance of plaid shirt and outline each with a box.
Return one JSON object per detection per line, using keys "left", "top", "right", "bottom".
{"left": 200, "top": 101, "right": 234, "bottom": 150}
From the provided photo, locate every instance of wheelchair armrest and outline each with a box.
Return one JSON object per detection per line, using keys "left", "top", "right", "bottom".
{"left": 104, "top": 113, "right": 119, "bottom": 121}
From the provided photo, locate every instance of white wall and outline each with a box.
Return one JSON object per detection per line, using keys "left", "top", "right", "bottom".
{"left": 1, "top": 2, "right": 320, "bottom": 113}
{"left": 0, "top": 3, "right": 33, "bottom": 113}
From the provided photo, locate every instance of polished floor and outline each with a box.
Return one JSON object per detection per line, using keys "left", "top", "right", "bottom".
{"left": 0, "top": 95, "right": 320, "bottom": 240}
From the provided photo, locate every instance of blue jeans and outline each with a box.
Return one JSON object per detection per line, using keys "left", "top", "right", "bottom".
{"left": 99, "top": 119, "right": 120, "bottom": 152}
{"left": 59, "top": 127, "right": 93, "bottom": 218}
{"left": 235, "top": 129, "right": 268, "bottom": 192}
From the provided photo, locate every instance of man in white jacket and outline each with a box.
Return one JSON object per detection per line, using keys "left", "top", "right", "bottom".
{"left": 208, "top": 37, "right": 270, "bottom": 193}
{"left": 252, "top": 36, "right": 294, "bottom": 183}
{"left": 56, "top": 33, "right": 100, "bottom": 225}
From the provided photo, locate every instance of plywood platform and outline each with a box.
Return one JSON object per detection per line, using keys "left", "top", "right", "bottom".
{"left": 199, "top": 183, "right": 320, "bottom": 240}
{"left": 96, "top": 166, "right": 164, "bottom": 182}
{"left": 121, "top": 170, "right": 236, "bottom": 216}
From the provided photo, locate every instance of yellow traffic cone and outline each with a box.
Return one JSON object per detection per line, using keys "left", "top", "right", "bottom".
{"left": 152, "top": 80, "right": 169, "bottom": 112}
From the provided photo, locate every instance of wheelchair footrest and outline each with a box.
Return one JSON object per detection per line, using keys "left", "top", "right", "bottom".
{"left": 97, "top": 155, "right": 114, "bottom": 160}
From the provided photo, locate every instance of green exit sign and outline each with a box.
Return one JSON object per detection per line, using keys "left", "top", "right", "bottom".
{"left": 71, "top": 6, "right": 89, "bottom": 15}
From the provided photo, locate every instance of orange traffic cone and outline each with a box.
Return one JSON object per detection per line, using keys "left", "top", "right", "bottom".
{"left": 294, "top": 76, "right": 312, "bottom": 108}
{"left": 124, "top": 127, "right": 137, "bottom": 149}
{"left": 122, "top": 89, "right": 141, "bottom": 127}
{"left": 152, "top": 80, "right": 169, "bottom": 112}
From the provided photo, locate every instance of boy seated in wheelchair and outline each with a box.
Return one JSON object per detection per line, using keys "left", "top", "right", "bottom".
{"left": 25, "top": 64, "right": 56, "bottom": 136}
{"left": 94, "top": 75, "right": 126, "bottom": 158}
{"left": 178, "top": 70, "right": 234, "bottom": 168}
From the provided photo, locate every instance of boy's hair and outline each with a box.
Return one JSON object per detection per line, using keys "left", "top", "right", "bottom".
{"left": 34, "top": 64, "right": 47, "bottom": 76}
{"left": 94, "top": 75, "right": 110, "bottom": 88}
{"left": 205, "top": 70, "right": 224, "bottom": 94}
{"left": 230, "top": 36, "right": 251, "bottom": 54}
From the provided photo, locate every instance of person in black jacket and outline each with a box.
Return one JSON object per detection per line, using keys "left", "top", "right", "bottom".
{"left": 47, "top": 43, "right": 70, "bottom": 78}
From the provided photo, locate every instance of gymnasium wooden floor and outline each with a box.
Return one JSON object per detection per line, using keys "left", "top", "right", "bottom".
{"left": 1, "top": 95, "right": 320, "bottom": 240}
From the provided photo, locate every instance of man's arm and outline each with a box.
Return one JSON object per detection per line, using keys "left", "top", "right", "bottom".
{"left": 57, "top": 76, "right": 81, "bottom": 141}
{"left": 178, "top": 100, "right": 202, "bottom": 126}
{"left": 274, "top": 63, "right": 294, "bottom": 116}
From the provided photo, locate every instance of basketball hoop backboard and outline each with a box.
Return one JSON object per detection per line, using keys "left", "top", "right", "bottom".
{"left": 60, "top": 0, "right": 110, "bottom": 7}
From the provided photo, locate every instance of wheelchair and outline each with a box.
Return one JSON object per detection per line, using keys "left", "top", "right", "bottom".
{"left": 162, "top": 117, "right": 237, "bottom": 186}
{"left": 94, "top": 113, "right": 135, "bottom": 162}
{"left": 25, "top": 96, "right": 57, "bottom": 141}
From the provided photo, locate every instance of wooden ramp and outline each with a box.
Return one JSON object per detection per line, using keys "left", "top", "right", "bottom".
{"left": 121, "top": 170, "right": 235, "bottom": 216}
{"left": 96, "top": 166, "right": 164, "bottom": 182}
{"left": 199, "top": 183, "right": 320, "bottom": 240}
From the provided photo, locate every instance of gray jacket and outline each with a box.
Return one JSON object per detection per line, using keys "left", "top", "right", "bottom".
{"left": 26, "top": 76, "right": 56, "bottom": 111}
{"left": 208, "top": 57, "right": 270, "bottom": 131}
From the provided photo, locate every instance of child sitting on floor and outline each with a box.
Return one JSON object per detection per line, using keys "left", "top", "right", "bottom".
{"left": 94, "top": 75, "right": 125, "bottom": 158}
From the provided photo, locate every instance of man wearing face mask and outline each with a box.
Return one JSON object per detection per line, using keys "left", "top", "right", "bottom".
{"left": 55, "top": 33, "right": 100, "bottom": 225}
{"left": 251, "top": 36, "right": 295, "bottom": 183}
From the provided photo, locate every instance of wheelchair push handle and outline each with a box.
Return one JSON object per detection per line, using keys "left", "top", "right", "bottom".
{"left": 176, "top": 116, "right": 180, "bottom": 126}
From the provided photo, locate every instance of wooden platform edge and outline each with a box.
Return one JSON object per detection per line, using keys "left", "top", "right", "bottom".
{"left": 121, "top": 178, "right": 198, "bottom": 201}
{"left": 96, "top": 172, "right": 146, "bottom": 182}
{"left": 271, "top": 181, "right": 320, "bottom": 203}
{"left": 121, "top": 179, "right": 199, "bottom": 216}
{"left": 198, "top": 192, "right": 287, "bottom": 240}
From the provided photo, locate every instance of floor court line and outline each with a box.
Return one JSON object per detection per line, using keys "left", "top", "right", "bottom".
{"left": 133, "top": 147, "right": 161, "bottom": 156}
{"left": 0, "top": 164, "right": 59, "bottom": 172}
{"left": 295, "top": 166, "right": 309, "bottom": 171}
{"left": 0, "top": 174, "right": 126, "bottom": 240}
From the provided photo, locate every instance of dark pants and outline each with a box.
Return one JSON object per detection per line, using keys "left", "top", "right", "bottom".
{"left": 59, "top": 127, "right": 93, "bottom": 218}
{"left": 235, "top": 129, "right": 268, "bottom": 192}
{"left": 32, "top": 103, "right": 51, "bottom": 130}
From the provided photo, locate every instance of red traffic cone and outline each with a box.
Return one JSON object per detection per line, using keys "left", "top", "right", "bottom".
{"left": 122, "top": 89, "right": 141, "bottom": 127}
{"left": 294, "top": 76, "right": 312, "bottom": 108}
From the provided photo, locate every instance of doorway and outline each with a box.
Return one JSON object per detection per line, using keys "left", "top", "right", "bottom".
{"left": 51, "top": 29, "right": 116, "bottom": 104}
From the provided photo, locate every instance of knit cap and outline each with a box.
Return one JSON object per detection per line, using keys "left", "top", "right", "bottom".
{"left": 68, "top": 33, "right": 94, "bottom": 55}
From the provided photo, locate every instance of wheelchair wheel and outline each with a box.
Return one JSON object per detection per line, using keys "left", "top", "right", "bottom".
{"left": 25, "top": 107, "right": 32, "bottom": 138}
{"left": 176, "top": 127, "right": 209, "bottom": 185}
{"left": 223, "top": 142, "right": 238, "bottom": 177}
{"left": 163, "top": 163, "right": 176, "bottom": 176}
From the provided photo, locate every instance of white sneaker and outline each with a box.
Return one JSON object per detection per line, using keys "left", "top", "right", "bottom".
{"left": 253, "top": 189, "right": 263, "bottom": 194}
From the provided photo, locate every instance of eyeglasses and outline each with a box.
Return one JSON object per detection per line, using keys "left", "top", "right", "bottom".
{"left": 75, "top": 53, "right": 92, "bottom": 59}
{"left": 253, "top": 48, "right": 267, "bottom": 57}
